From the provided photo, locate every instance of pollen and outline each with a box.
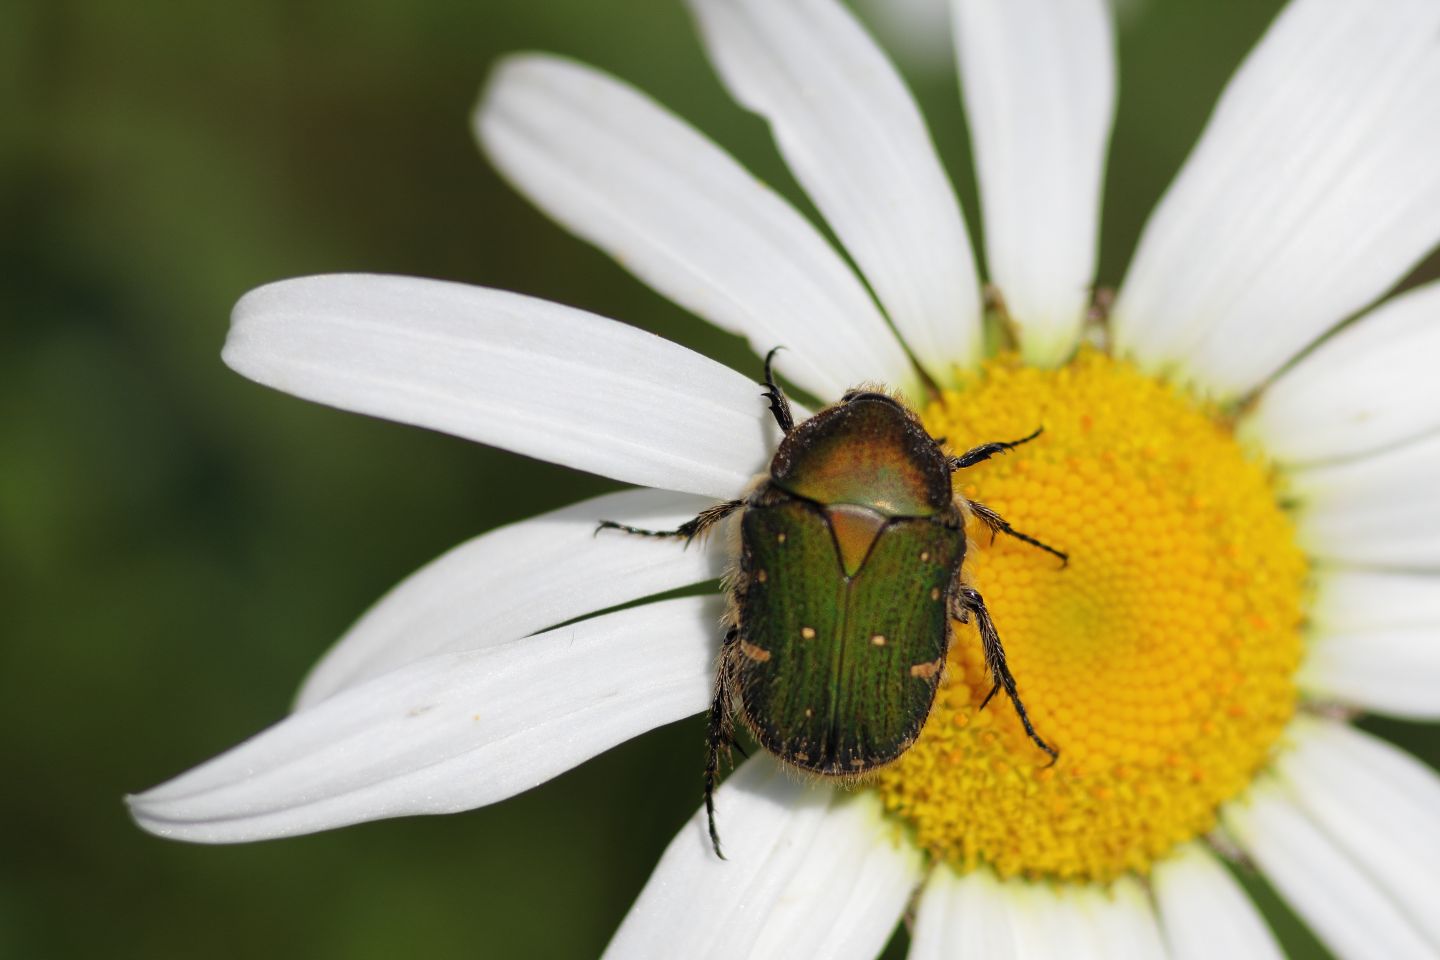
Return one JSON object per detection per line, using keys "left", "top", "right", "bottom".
{"left": 870, "top": 349, "right": 1307, "bottom": 883}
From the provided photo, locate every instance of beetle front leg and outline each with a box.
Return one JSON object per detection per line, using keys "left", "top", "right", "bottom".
{"left": 596, "top": 499, "right": 743, "bottom": 544}
{"left": 954, "top": 585, "right": 1059, "bottom": 765}
{"left": 761, "top": 346, "right": 795, "bottom": 435}
{"left": 966, "top": 499, "right": 1068, "bottom": 567}
{"left": 948, "top": 426, "right": 1043, "bottom": 470}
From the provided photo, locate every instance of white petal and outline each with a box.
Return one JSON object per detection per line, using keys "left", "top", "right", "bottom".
{"left": 1299, "top": 624, "right": 1440, "bottom": 720}
{"left": 1113, "top": 0, "right": 1440, "bottom": 399}
{"left": 1244, "top": 279, "right": 1440, "bottom": 463}
{"left": 1309, "top": 569, "right": 1440, "bottom": 632}
{"left": 476, "top": 54, "right": 915, "bottom": 401}
{"left": 297, "top": 488, "right": 729, "bottom": 708}
{"left": 1007, "top": 882, "right": 1106, "bottom": 960}
{"left": 1082, "top": 877, "right": 1168, "bottom": 960}
{"left": 909, "top": 867, "right": 1020, "bottom": 960}
{"left": 1278, "top": 718, "right": 1440, "bottom": 950}
{"left": 747, "top": 796, "right": 921, "bottom": 959}
{"left": 953, "top": 0, "right": 1116, "bottom": 366}
{"left": 603, "top": 757, "right": 920, "bottom": 960}
{"left": 909, "top": 869, "right": 1158, "bottom": 960}
{"left": 1225, "top": 776, "right": 1437, "bottom": 960}
{"left": 1152, "top": 842, "right": 1283, "bottom": 960}
{"left": 129, "top": 597, "right": 716, "bottom": 843}
{"left": 1291, "top": 431, "right": 1440, "bottom": 569}
{"left": 226, "top": 274, "right": 773, "bottom": 499}
{"left": 688, "top": 0, "right": 983, "bottom": 383}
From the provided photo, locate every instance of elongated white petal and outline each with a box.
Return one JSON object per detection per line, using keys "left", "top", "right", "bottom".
{"left": 1007, "top": 882, "right": 1106, "bottom": 960}
{"left": 1113, "top": 0, "right": 1440, "bottom": 399}
{"left": 688, "top": 0, "right": 982, "bottom": 383}
{"left": 909, "top": 867, "right": 1020, "bottom": 959}
{"left": 1278, "top": 718, "right": 1440, "bottom": 950}
{"left": 1225, "top": 777, "right": 1436, "bottom": 960}
{"left": 1309, "top": 569, "right": 1440, "bottom": 632}
{"left": 226, "top": 275, "right": 773, "bottom": 499}
{"left": 476, "top": 54, "right": 914, "bottom": 400}
{"left": 1292, "top": 431, "right": 1440, "bottom": 568}
{"left": 911, "top": 869, "right": 1159, "bottom": 960}
{"left": 1244, "top": 279, "right": 1440, "bottom": 463}
{"left": 953, "top": 0, "right": 1115, "bottom": 366}
{"left": 1299, "top": 625, "right": 1440, "bottom": 719}
{"left": 297, "top": 488, "right": 729, "bottom": 708}
{"left": 129, "top": 597, "right": 716, "bottom": 843}
{"left": 746, "top": 796, "right": 921, "bottom": 959}
{"left": 1083, "top": 877, "right": 1167, "bottom": 960}
{"left": 603, "top": 758, "right": 919, "bottom": 960}
{"left": 1152, "top": 842, "right": 1283, "bottom": 960}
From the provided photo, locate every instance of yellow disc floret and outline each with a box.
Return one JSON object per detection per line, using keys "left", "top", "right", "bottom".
{"left": 870, "top": 349, "right": 1307, "bottom": 883}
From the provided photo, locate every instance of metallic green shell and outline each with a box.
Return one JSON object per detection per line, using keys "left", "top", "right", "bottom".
{"left": 734, "top": 494, "right": 965, "bottom": 776}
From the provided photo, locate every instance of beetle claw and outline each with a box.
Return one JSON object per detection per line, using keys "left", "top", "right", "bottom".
{"left": 978, "top": 681, "right": 999, "bottom": 712}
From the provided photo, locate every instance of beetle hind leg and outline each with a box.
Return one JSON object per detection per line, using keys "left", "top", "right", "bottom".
{"left": 705, "top": 626, "right": 743, "bottom": 859}
{"left": 596, "top": 499, "right": 743, "bottom": 544}
{"left": 703, "top": 687, "right": 729, "bottom": 860}
{"left": 954, "top": 586, "right": 1059, "bottom": 766}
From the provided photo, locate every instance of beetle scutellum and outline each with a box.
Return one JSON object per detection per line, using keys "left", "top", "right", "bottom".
{"left": 599, "top": 350, "right": 1066, "bottom": 857}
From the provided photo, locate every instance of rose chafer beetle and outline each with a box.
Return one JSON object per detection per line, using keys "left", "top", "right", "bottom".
{"left": 600, "top": 350, "right": 1066, "bottom": 857}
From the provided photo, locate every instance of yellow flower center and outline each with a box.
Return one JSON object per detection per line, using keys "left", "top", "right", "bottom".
{"left": 870, "top": 349, "right": 1307, "bottom": 882}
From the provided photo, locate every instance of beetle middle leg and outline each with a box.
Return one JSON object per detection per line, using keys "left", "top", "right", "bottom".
{"left": 953, "top": 585, "right": 1059, "bottom": 765}
{"left": 966, "top": 499, "right": 1068, "bottom": 567}
{"left": 596, "top": 498, "right": 743, "bottom": 544}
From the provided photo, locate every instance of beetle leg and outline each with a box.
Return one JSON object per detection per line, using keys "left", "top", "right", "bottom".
{"left": 966, "top": 499, "right": 1069, "bottom": 567}
{"left": 703, "top": 684, "right": 730, "bottom": 860}
{"left": 949, "top": 426, "right": 1043, "bottom": 470}
{"left": 596, "top": 499, "right": 743, "bottom": 545}
{"left": 956, "top": 585, "right": 1059, "bottom": 766}
{"left": 705, "top": 626, "right": 741, "bottom": 860}
{"left": 978, "top": 681, "right": 1000, "bottom": 711}
{"left": 761, "top": 346, "right": 796, "bottom": 435}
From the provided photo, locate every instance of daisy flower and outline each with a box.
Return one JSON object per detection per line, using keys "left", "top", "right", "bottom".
{"left": 130, "top": 0, "right": 1440, "bottom": 957}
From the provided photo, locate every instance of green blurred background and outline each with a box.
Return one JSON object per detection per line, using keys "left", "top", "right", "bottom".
{"left": 5, "top": 1, "right": 1437, "bottom": 957}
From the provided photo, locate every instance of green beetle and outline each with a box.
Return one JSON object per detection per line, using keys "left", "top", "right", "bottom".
{"left": 600, "top": 351, "right": 1065, "bottom": 857}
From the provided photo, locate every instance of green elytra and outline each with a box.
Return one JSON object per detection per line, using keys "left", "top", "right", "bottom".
{"left": 597, "top": 351, "right": 1066, "bottom": 858}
